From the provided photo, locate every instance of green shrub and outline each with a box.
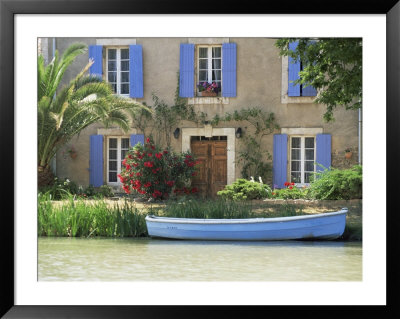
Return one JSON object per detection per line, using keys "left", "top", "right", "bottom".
{"left": 308, "top": 165, "right": 362, "bottom": 200}
{"left": 272, "top": 186, "right": 309, "bottom": 199}
{"left": 217, "top": 178, "right": 271, "bottom": 200}
{"left": 38, "top": 177, "right": 78, "bottom": 200}
{"left": 98, "top": 185, "right": 115, "bottom": 198}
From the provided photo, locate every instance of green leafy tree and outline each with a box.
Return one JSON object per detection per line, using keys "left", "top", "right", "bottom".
{"left": 38, "top": 43, "right": 147, "bottom": 186}
{"left": 275, "top": 38, "right": 362, "bottom": 122}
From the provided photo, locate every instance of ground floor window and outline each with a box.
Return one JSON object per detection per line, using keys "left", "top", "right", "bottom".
{"left": 107, "top": 136, "right": 130, "bottom": 184}
{"left": 290, "top": 136, "right": 315, "bottom": 185}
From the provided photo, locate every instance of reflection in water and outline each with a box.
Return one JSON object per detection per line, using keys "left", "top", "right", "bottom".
{"left": 38, "top": 237, "right": 362, "bottom": 281}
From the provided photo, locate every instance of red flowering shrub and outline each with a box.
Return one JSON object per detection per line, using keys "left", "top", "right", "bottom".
{"left": 118, "top": 137, "right": 200, "bottom": 199}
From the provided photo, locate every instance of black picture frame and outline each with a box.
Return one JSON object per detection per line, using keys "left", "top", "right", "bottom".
{"left": 1, "top": 0, "right": 399, "bottom": 317}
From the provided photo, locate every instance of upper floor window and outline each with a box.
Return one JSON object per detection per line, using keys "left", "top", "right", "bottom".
{"left": 288, "top": 41, "right": 317, "bottom": 97}
{"left": 89, "top": 44, "right": 143, "bottom": 98}
{"left": 179, "top": 43, "right": 236, "bottom": 98}
{"left": 197, "top": 45, "right": 222, "bottom": 96}
{"left": 107, "top": 48, "right": 130, "bottom": 96}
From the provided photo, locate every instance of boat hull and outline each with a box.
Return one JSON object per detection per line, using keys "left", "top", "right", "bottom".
{"left": 145, "top": 209, "right": 348, "bottom": 241}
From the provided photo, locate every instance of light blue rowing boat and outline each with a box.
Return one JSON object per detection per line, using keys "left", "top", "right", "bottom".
{"left": 145, "top": 208, "right": 348, "bottom": 241}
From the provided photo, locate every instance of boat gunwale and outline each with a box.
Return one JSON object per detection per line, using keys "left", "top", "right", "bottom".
{"left": 145, "top": 209, "right": 348, "bottom": 225}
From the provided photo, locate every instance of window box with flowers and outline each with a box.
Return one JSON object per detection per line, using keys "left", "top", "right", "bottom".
{"left": 197, "top": 82, "right": 220, "bottom": 97}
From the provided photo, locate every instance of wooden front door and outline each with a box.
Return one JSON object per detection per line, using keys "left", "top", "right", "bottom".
{"left": 191, "top": 138, "right": 227, "bottom": 197}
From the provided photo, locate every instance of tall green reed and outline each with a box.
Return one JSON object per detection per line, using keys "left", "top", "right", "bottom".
{"left": 38, "top": 194, "right": 148, "bottom": 237}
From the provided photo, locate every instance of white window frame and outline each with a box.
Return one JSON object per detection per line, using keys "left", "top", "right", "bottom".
{"left": 196, "top": 45, "right": 222, "bottom": 96}
{"left": 107, "top": 136, "right": 130, "bottom": 186}
{"left": 106, "top": 47, "right": 130, "bottom": 97}
{"left": 289, "top": 135, "right": 316, "bottom": 186}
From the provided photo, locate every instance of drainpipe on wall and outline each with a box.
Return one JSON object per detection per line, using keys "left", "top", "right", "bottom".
{"left": 358, "top": 107, "right": 362, "bottom": 165}
{"left": 50, "top": 38, "right": 57, "bottom": 175}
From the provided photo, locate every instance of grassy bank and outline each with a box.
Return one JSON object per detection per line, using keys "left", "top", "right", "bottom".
{"left": 38, "top": 195, "right": 362, "bottom": 240}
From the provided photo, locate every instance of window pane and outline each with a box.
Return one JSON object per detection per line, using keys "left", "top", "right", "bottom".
{"left": 291, "top": 137, "right": 300, "bottom": 148}
{"left": 199, "top": 48, "right": 207, "bottom": 58}
{"left": 121, "top": 72, "right": 129, "bottom": 83}
{"left": 305, "top": 137, "right": 315, "bottom": 148}
{"left": 291, "top": 149, "right": 300, "bottom": 160}
{"left": 121, "top": 84, "right": 129, "bottom": 94}
{"left": 111, "top": 84, "right": 117, "bottom": 93}
{"left": 108, "top": 61, "right": 117, "bottom": 71}
{"left": 199, "top": 59, "right": 208, "bottom": 69}
{"left": 109, "top": 160, "right": 117, "bottom": 171}
{"left": 109, "top": 172, "right": 117, "bottom": 183}
{"left": 121, "top": 150, "right": 127, "bottom": 160}
{"left": 305, "top": 161, "right": 314, "bottom": 172}
{"left": 305, "top": 149, "right": 314, "bottom": 160}
{"left": 291, "top": 161, "right": 300, "bottom": 171}
{"left": 108, "top": 49, "right": 116, "bottom": 60}
{"left": 291, "top": 172, "right": 301, "bottom": 183}
{"left": 212, "top": 70, "right": 221, "bottom": 81}
{"left": 109, "top": 150, "right": 117, "bottom": 160}
{"left": 121, "top": 138, "right": 130, "bottom": 149}
{"left": 199, "top": 71, "right": 207, "bottom": 81}
{"left": 109, "top": 138, "right": 117, "bottom": 149}
{"left": 108, "top": 72, "right": 117, "bottom": 83}
{"left": 120, "top": 49, "right": 129, "bottom": 60}
{"left": 212, "top": 47, "right": 221, "bottom": 58}
{"left": 212, "top": 59, "right": 221, "bottom": 69}
{"left": 304, "top": 172, "right": 313, "bottom": 183}
{"left": 121, "top": 61, "right": 129, "bottom": 71}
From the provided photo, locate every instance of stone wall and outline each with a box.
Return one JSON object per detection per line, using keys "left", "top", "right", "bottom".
{"left": 332, "top": 148, "right": 360, "bottom": 169}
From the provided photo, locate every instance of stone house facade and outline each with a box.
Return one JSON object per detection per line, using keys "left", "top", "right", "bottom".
{"left": 38, "top": 37, "right": 361, "bottom": 196}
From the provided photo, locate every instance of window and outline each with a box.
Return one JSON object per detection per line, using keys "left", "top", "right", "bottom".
{"left": 290, "top": 136, "right": 315, "bottom": 184}
{"left": 287, "top": 41, "right": 317, "bottom": 97}
{"left": 107, "top": 137, "right": 130, "bottom": 184}
{"left": 197, "top": 45, "right": 222, "bottom": 95}
{"left": 107, "top": 48, "right": 130, "bottom": 96}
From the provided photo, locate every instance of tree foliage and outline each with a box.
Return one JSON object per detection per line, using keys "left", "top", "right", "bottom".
{"left": 275, "top": 38, "right": 362, "bottom": 122}
{"left": 38, "top": 43, "right": 148, "bottom": 186}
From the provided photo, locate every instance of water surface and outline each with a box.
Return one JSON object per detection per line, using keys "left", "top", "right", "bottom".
{"left": 38, "top": 237, "right": 362, "bottom": 281}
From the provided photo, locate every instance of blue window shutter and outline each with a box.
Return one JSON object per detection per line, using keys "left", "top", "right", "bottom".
{"left": 89, "top": 135, "right": 103, "bottom": 187}
{"left": 316, "top": 134, "right": 331, "bottom": 172}
{"left": 302, "top": 40, "right": 317, "bottom": 96}
{"left": 222, "top": 43, "right": 237, "bottom": 97}
{"left": 179, "top": 44, "right": 195, "bottom": 97}
{"left": 273, "top": 134, "right": 288, "bottom": 188}
{"left": 288, "top": 41, "right": 300, "bottom": 97}
{"left": 130, "top": 45, "right": 144, "bottom": 98}
{"left": 88, "top": 45, "right": 103, "bottom": 78}
{"left": 302, "top": 84, "right": 317, "bottom": 96}
{"left": 130, "top": 134, "right": 145, "bottom": 147}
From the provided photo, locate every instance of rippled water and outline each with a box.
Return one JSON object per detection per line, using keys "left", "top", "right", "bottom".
{"left": 38, "top": 237, "right": 362, "bottom": 281}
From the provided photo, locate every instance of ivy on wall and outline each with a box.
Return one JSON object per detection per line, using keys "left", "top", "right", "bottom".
{"left": 133, "top": 73, "right": 280, "bottom": 181}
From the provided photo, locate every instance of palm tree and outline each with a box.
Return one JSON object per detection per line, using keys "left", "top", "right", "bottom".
{"left": 38, "top": 43, "right": 147, "bottom": 187}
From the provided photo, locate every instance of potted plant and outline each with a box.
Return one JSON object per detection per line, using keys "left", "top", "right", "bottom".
{"left": 68, "top": 146, "right": 77, "bottom": 159}
{"left": 345, "top": 148, "right": 352, "bottom": 159}
{"left": 197, "top": 82, "right": 219, "bottom": 97}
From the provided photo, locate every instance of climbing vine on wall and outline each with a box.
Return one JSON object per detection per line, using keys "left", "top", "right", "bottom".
{"left": 134, "top": 73, "right": 280, "bottom": 183}
{"left": 212, "top": 108, "right": 279, "bottom": 182}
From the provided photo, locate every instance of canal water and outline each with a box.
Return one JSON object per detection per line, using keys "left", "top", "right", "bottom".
{"left": 38, "top": 237, "right": 362, "bottom": 281}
